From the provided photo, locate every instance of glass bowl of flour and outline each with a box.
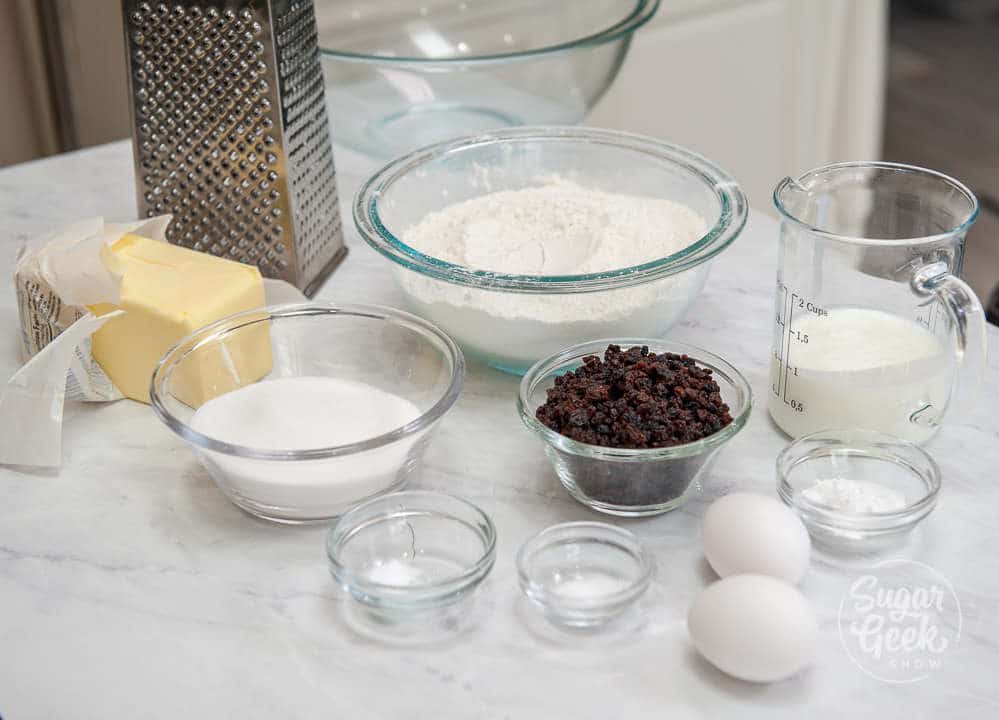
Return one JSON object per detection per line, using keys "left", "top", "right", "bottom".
{"left": 355, "top": 126, "right": 747, "bottom": 374}
{"left": 151, "top": 303, "right": 464, "bottom": 523}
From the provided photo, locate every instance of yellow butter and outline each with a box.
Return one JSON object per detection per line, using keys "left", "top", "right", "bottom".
{"left": 89, "top": 234, "right": 271, "bottom": 405}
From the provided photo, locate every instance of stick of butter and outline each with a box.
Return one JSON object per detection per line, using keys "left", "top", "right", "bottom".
{"left": 89, "top": 234, "right": 272, "bottom": 405}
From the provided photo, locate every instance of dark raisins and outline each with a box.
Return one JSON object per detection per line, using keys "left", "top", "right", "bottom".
{"left": 535, "top": 344, "right": 733, "bottom": 449}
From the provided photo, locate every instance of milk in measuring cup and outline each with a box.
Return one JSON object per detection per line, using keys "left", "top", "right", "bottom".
{"left": 769, "top": 307, "right": 950, "bottom": 443}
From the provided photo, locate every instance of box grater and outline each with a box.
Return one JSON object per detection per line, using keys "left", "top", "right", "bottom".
{"left": 121, "top": 0, "right": 347, "bottom": 296}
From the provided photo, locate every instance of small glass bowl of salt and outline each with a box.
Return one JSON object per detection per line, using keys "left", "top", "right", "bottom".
{"left": 517, "top": 522, "right": 654, "bottom": 629}
{"left": 777, "top": 429, "right": 941, "bottom": 553}
{"left": 326, "top": 491, "right": 496, "bottom": 633}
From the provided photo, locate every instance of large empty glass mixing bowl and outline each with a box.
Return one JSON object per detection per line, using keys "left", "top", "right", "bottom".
{"left": 355, "top": 126, "right": 748, "bottom": 374}
{"left": 316, "top": 0, "right": 659, "bottom": 158}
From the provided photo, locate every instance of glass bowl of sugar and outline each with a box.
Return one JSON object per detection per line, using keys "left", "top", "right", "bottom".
{"left": 355, "top": 126, "right": 748, "bottom": 375}
{"left": 776, "top": 429, "right": 942, "bottom": 553}
{"left": 151, "top": 303, "right": 464, "bottom": 524}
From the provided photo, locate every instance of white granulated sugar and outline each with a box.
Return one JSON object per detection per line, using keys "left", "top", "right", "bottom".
{"left": 190, "top": 377, "right": 422, "bottom": 513}
{"left": 801, "top": 478, "right": 907, "bottom": 514}
{"left": 397, "top": 178, "right": 710, "bottom": 372}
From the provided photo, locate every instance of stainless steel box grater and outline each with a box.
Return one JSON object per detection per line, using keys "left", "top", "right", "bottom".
{"left": 121, "top": 0, "right": 347, "bottom": 296}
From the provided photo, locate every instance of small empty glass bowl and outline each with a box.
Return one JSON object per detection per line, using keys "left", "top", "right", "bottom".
{"left": 151, "top": 303, "right": 464, "bottom": 523}
{"left": 518, "top": 339, "right": 752, "bottom": 516}
{"left": 517, "top": 522, "right": 654, "bottom": 629}
{"left": 356, "top": 127, "right": 748, "bottom": 374}
{"left": 777, "top": 429, "right": 942, "bottom": 552}
{"left": 326, "top": 491, "right": 496, "bottom": 624}
{"left": 317, "top": 0, "right": 659, "bottom": 158}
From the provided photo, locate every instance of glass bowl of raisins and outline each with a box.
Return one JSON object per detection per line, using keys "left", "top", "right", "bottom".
{"left": 518, "top": 340, "right": 752, "bottom": 516}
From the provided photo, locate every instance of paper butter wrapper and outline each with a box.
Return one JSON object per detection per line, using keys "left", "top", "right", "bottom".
{"left": 2, "top": 217, "right": 305, "bottom": 468}
{"left": 13, "top": 216, "right": 171, "bottom": 401}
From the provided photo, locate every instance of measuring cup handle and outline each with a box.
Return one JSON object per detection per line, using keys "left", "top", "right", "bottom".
{"left": 912, "top": 261, "right": 988, "bottom": 418}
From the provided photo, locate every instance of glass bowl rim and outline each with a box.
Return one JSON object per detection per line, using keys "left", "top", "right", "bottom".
{"left": 354, "top": 126, "right": 748, "bottom": 293}
{"left": 150, "top": 302, "right": 465, "bottom": 461}
{"left": 319, "top": 0, "right": 660, "bottom": 65}
{"left": 516, "top": 521, "right": 654, "bottom": 609}
{"left": 517, "top": 338, "right": 753, "bottom": 459}
{"left": 325, "top": 490, "right": 497, "bottom": 606}
{"left": 775, "top": 428, "right": 942, "bottom": 530}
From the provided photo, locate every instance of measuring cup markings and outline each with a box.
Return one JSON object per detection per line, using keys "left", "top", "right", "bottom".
{"left": 772, "top": 282, "right": 827, "bottom": 415}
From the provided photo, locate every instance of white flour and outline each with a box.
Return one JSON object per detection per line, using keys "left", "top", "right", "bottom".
{"left": 404, "top": 178, "right": 707, "bottom": 277}
{"left": 399, "top": 178, "right": 709, "bottom": 372}
{"left": 190, "top": 377, "right": 423, "bottom": 514}
{"left": 802, "top": 478, "right": 907, "bottom": 513}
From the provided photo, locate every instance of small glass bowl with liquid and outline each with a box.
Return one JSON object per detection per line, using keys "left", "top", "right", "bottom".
{"left": 776, "top": 429, "right": 942, "bottom": 553}
{"left": 517, "top": 522, "right": 654, "bottom": 629}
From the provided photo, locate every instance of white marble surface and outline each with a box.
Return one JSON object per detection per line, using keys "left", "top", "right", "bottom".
{"left": 2, "top": 141, "right": 999, "bottom": 719}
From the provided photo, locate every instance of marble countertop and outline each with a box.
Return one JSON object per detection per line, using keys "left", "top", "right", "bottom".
{"left": 1, "top": 141, "right": 998, "bottom": 719}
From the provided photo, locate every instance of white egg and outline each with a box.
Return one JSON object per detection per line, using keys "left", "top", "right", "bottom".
{"left": 702, "top": 492, "right": 810, "bottom": 584}
{"left": 688, "top": 574, "right": 818, "bottom": 683}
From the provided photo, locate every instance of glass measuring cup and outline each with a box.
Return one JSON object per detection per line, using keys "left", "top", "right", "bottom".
{"left": 769, "top": 162, "right": 987, "bottom": 443}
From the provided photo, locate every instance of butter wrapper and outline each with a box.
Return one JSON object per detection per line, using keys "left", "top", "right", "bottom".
{"left": 13, "top": 216, "right": 171, "bottom": 401}
{"left": 2, "top": 217, "right": 303, "bottom": 468}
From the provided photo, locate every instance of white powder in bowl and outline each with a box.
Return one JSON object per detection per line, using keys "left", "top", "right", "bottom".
{"left": 397, "top": 178, "right": 711, "bottom": 372}
{"left": 364, "top": 558, "right": 431, "bottom": 587}
{"left": 189, "top": 377, "right": 424, "bottom": 516}
{"left": 801, "top": 478, "right": 908, "bottom": 514}
{"left": 404, "top": 178, "right": 707, "bottom": 276}
{"left": 552, "top": 574, "right": 630, "bottom": 599}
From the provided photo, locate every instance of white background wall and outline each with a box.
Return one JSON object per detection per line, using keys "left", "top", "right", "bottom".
{"left": 588, "top": 0, "right": 888, "bottom": 213}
